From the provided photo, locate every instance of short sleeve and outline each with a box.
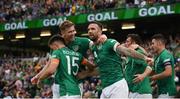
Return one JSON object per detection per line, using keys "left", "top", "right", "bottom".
{"left": 107, "top": 39, "right": 119, "bottom": 52}
{"left": 51, "top": 50, "right": 60, "bottom": 59}
{"left": 161, "top": 55, "right": 172, "bottom": 67}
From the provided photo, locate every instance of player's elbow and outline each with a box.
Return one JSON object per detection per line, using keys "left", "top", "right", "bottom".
{"left": 164, "top": 69, "right": 172, "bottom": 77}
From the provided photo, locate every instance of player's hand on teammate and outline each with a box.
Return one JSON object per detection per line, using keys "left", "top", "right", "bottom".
{"left": 133, "top": 74, "right": 145, "bottom": 83}
{"left": 146, "top": 57, "right": 154, "bottom": 67}
{"left": 150, "top": 75, "right": 156, "bottom": 81}
{"left": 97, "top": 34, "right": 107, "bottom": 44}
{"left": 145, "top": 57, "right": 154, "bottom": 66}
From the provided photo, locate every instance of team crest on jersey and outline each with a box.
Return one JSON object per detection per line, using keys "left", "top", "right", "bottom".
{"left": 72, "top": 45, "right": 79, "bottom": 51}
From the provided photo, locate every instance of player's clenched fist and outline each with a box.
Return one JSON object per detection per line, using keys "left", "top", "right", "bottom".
{"left": 31, "top": 76, "right": 39, "bottom": 84}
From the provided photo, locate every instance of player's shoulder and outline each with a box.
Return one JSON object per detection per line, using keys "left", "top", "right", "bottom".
{"left": 52, "top": 49, "right": 60, "bottom": 54}
{"left": 105, "top": 39, "right": 118, "bottom": 44}
{"left": 52, "top": 48, "right": 64, "bottom": 56}
{"left": 75, "top": 37, "right": 90, "bottom": 41}
{"left": 160, "top": 49, "right": 173, "bottom": 60}
{"left": 161, "top": 49, "right": 172, "bottom": 57}
{"left": 51, "top": 50, "right": 61, "bottom": 58}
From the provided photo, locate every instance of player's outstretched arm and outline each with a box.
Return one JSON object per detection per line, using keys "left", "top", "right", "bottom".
{"left": 128, "top": 44, "right": 148, "bottom": 56}
{"left": 116, "top": 44, "right": 150, "bottom": 61}
{"left": 133, "top": 66, "right": 152, "bottom": 83}
{"left": 31, "top": 60, "right": 51, "bottom": 84}
{"left": 38, "top": 58, "right": 59, "bottom": 81}
{"left": 150, "top": 65, "right": 172, "bottom": 81}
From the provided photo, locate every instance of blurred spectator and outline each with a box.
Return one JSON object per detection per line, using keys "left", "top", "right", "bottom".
{"left": 0, "top": 0, "right": 119, "bottom": 23}
{"left": 1, "top": 0, "right": 175, "bottom": 23}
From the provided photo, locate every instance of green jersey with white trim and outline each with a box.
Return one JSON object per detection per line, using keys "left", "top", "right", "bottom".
{"left": 67, "top": 37, "right": 91, "bottom": 84}
{"left": 67, "top": 37, "right": 91, "bottom": 57}
{"left": 90, "top": 39, "right": 124, "bottom": 88}
{"left": 51, "top": 47, "right": 84, "bottom": 96}
{"left": 125, "top": 48, "right": 152, "bottom": 94}
{"left": 154, "top": 49, "right": 177, "bottom": 96}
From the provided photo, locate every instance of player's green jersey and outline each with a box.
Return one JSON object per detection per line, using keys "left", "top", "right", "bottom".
{"left": 67, "top": 37, "right": 91, "bottom": 57}
{"left": 51, "top": 47, "right": 84, "bottom": 96}
{"left": 125, "top": 48, "right": 152, "bottom": 94}
{"left": 154, "top": 49, "right": 177, "bottom": 96}
{"left": 67, "top": 37, "right": 91, "bottom": 83}
{"left": 90, "top": 39, "right": 124, "bottom": 88}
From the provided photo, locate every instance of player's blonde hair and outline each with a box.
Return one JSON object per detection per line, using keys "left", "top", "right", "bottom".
{"left": 59, "top": 20, "right": 75, "bottom": 32}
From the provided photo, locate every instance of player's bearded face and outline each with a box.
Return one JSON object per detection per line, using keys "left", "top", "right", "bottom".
{"left": 88, "top": 24, "right": 99, "bottom": 41}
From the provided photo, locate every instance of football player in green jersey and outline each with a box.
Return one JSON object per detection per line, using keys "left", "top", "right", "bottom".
{"left": 87, "top": 21, "right": 152, "bottom": 98}
{"left": 32, "top": 20, "right": 105, "bottom": 98}
{"left": 124, "top": 34, "right": 152, "bottom": 98}
{"left": 32, "top": 35, "right": 95, "bottom": 98}
{"left": 150, "top": 34, "right": 177, "bottom": 98}
{"left": 59, "top": 20, "right": 106, "bottom": 97}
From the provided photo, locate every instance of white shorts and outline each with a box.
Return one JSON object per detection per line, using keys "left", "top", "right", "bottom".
{"left": 158, "top": 94, "right": 175, "bottom": 99}
{"left": 78, "top": 83, "right": 83, "bottom": 97}
{"left": 100, "top": 78, "right": 129, "bottom": 99}
{"left": 60, "top": 95, "right": 81, "bottom": 99}
{"left": 129, "top": 92, "right": 152, "bottom": 99}
{"left": 52, "top": 83, "right": 60, "bottom": 98}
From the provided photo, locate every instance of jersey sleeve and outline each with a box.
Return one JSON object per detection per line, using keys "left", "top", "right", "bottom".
{"left": 107, "top": 39, "right": 119, "bottom": 52}
{"left": 161, "top": 54, "right": 172, "bottom": 68}
{"left": 51, "top": 50, "right": 61, "bottom": 60}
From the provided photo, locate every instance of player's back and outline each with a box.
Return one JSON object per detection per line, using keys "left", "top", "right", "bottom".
{"left": 53, "top": 47, "right": 83, "bottom": 96}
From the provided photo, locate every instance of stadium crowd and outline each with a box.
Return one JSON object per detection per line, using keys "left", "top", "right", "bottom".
{"left": 0, "top": 33, "right": 179, "bottom": 98}
{"left": 0, "top": 0, "right": 178, "bottom": 23}
{"left": 0, "top": 0, "right": 179, "bottom": 98}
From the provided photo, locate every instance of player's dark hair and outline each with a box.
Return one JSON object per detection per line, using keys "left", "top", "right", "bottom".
{"left": 48, "top": 34, "right": 65, "bottom": 46}
{"left": 152, "top": 34, "right": 167, "bottom": 44}
{"left": 89, "top": 21, "right": 103, "bottom": 30}
{"left": 127, "top": 34, "right": 142, "bottom": 45}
